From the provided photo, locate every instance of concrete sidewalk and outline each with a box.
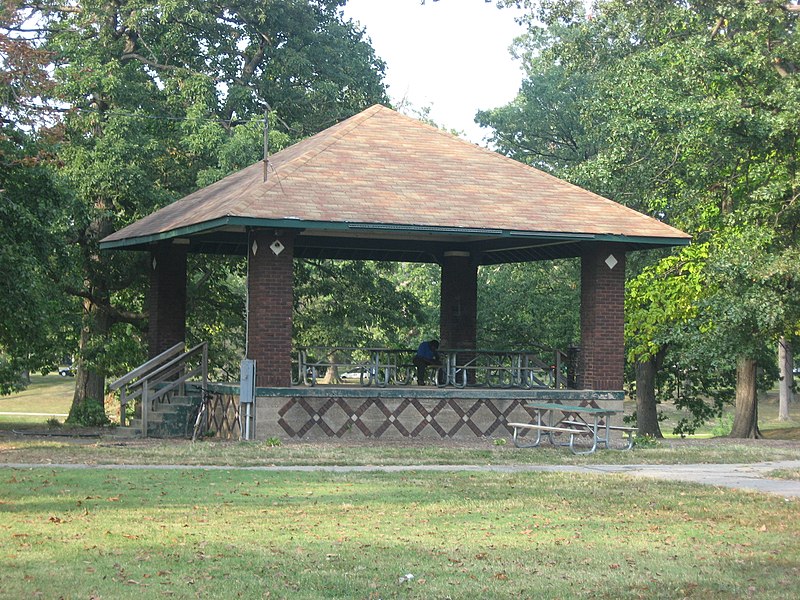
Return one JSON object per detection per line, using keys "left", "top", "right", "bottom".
{"left": 577, "top": 461, "right": 800, "bottom": 498}
{"left": 4, "top": 460, "right": 799, "bottom": 498}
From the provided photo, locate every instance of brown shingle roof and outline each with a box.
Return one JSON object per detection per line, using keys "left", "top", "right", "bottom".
{"left": 101, "top": 104, "right": 689, "bottom": 259}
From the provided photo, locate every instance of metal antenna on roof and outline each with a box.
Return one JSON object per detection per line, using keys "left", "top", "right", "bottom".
{"left": 263, "top": 109, "right": 269, "bottom": 183}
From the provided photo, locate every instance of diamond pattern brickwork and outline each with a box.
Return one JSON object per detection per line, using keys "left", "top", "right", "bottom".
{"left": 274, "top": 395, "right": 577, "bottom": 439}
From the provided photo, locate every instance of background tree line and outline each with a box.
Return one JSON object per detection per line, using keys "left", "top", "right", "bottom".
{"left": 2, "top": 0, "right": 797, "bottom": 438}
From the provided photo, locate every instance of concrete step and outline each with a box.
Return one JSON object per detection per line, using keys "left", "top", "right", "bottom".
{"left": 122, "top": 396, "right": 201, "bottom": 438}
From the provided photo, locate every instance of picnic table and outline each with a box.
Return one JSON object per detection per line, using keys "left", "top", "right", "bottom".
{"left": 508, "top": 402, "right": 635, "bottom": 454}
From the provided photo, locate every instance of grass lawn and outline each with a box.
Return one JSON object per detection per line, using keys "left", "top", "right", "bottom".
{"left": 0, "top": 373, "right": 73, "bottom": 425}
{"left": 1, "top": 466, "right": 798, "bottom": 599}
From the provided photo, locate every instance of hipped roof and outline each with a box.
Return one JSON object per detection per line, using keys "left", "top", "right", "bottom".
{"left": 100, "top": 104, "right": 689, "bottom": 264}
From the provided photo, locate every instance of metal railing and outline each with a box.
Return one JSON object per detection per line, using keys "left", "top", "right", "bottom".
{"left": 295, "top": 346, "right": 413, "bottom": 387}
{"left": 109, "top": 342, "right": 208, "bottom": 434}
{"left": 295, "top": 346, "right": 573, "bottom": 389}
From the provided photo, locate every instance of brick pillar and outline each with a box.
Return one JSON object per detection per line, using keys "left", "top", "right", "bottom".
{"left": 440, "top": 252, "right": 477, "bottom": 374}
{"left": 578, "top": 244, "right": 626, "bottom": 390}
{"left": 247, "top": 229, "right": 295, "bottom": 387}
{"left": 148, "top": 243, "right": 188, "bottom": 358}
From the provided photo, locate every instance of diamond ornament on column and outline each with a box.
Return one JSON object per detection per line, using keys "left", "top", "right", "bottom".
{"left": 270, "top": 240, "right": 285, "bottom": 255}
{"left": 251, "top": 240, "right": 258, "bottom": 256}
{"left": 605, "top": 254, "right": 618, "bottom": 270}
{"left": 152, "top": 257, "right": 157, "bottom": 270}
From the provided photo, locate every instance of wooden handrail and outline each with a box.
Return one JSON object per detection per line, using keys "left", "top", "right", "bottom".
{"left": 109, "top": 342, "right": 185, "bottom": 391}
{"left": 110, "top": 341, "right": 207, "bottom": 430}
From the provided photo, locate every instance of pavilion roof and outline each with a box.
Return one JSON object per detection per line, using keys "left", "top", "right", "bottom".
{"left": 100, "top": 104, "right": 689, "bottom": 263}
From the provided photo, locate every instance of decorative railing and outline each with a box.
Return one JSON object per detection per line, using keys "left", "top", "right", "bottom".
{"left": 187, "top": 382, "right": 241, "bottom": 441}
{"left": 109, "top": 342, "right": 208, "bottom": 434}
{"left": 295, "top": 345, "right": 574, "bottom": 389}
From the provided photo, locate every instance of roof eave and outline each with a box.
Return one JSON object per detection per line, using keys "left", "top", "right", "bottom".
{"left": 99, "top": 216, "right": 691, "bottom": 251}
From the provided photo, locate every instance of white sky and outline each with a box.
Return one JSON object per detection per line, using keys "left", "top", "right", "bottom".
{"left": 341, "top": 0, "right": 526, "bottom": 145}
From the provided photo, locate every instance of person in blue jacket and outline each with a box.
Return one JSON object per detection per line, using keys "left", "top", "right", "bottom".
{"left": 413, "top": 339, "right": 440, "bottom": 385}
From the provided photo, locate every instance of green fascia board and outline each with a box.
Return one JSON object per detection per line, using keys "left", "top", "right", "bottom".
{"left": 99, "top": 215, "right": 690, "bottom": 251}
{"left": 592, "top": 233, "right": 691, "bottom": 247}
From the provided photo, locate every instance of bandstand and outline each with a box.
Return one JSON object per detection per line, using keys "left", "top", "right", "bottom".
{"left": 101, "top": 104, "right": 689, "bottom": 441}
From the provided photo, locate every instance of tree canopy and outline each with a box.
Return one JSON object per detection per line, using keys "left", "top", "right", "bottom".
{"left": 482, "top": 0, "right": 800, "bottom": 436}
{"left": 0, "top": 0, "right": 390, "bottom": 417}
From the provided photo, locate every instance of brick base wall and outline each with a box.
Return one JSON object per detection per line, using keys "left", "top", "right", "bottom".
{"left": 254, "top": 388, "right": 624, "bottom": 442}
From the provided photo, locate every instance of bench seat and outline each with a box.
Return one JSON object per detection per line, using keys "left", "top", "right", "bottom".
{"left": 507, "top": 421, "right": 587, "bottom": 451}
{"left": 561, "top": 420, "right": 636, "bottom": 450}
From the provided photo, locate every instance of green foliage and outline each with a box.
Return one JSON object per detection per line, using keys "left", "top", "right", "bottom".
{"left": 487, "top": 0, "right": 800, "bottom": 434}
{"left": 0, "top": 128, "right": 79, "bottom": 393}
{"left": 633, "top": 434, "right": 660, "bottom": 449}
{"left": 294, "top": 260, "right": 432, "bottom": 350}
{"left": 478, "top": 260, "right": 579, "bottom": 351}
{"left": 711, "top": 413, "right": 735, "bottom": 438}
{"left": 264, "top": 436, "right": 282, "bottom": 448}
{"left": 625, "top": 244, "right": 708, "bottom": 364}
{"left": 1, "top": 0, "right": 389, "bottom": 405}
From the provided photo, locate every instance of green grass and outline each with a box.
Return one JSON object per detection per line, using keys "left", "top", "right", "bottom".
{"left": 0, "top": 373, "right": 73, "bottom": 426}
{"left": 1, "top": 467, "right": 797, "bottom": 599}
{"left": 767, "top": 468, "right": 800, "bottom": 481}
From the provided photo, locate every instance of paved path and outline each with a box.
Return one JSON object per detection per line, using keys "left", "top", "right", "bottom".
{"left": 3, "top": 460, "right": 799, "bottom": 498}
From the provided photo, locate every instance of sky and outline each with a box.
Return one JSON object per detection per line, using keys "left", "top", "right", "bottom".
{"left": 341, "top": 0, "right": 527, "bottom": 145}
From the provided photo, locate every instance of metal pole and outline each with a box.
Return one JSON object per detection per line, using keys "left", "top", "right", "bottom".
{"left": 264, "top": 109, "right": 269, "bottom": 183}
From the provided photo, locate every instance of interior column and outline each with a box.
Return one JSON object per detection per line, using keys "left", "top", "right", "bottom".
{"left": 440, "top": 251, "right": 477, "bottom": 379}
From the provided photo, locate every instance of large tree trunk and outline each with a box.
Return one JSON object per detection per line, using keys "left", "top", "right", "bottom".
{"left": 635, "top": 350, "right": 665, "bottom": 437}
{"left": 729, "top": 355, "right": 762, "bottom": 438}
{"left": 68, "top": 297, "right": 110, "bottom": 421}
{"left": 778, "top": 336, "right": 793, "bottom": 421}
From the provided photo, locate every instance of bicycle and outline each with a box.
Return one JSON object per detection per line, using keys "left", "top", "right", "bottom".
{"left": 189, "top": 390, "right": 212, "bottom": 441}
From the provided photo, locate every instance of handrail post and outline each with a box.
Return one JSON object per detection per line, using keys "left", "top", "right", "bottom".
{"left": 202, "top": 342, "right": 208, "bottom": 393}
{"left": 142, "top": 378, "right": 149, "bottom": 438}
{"left": 120, "top": 388, "right": 128, "bottom": 427}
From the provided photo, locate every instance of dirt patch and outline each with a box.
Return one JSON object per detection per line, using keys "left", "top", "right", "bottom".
{"left": 2, "top": 427, "right": 799, "bottom": 451}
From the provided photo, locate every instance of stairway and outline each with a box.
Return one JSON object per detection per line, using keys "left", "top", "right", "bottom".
{"left": 114, "top": 393, "right": 203, "bottom": 438}
{"left": 108, "top": 342, "right": 208, "bottom": 438}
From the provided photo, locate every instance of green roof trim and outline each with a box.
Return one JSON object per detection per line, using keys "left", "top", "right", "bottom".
{"left": 99, "top": 215, "right": 691, "bottom": 252}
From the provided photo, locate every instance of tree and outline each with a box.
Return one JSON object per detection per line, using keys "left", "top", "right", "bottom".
{"left": 1, "top": 1, "right": 388, "bottom": 420}
{"left": 0, "top": 7, "right": 79, "bottom": 392}
{"left": 484, "top": 0, "right": 800, "bottom": 437}
{"left": 0, "top": 128, "right": 79, "bottom": 392}
{"left": 478, "top": 260, "right": 579, "bottom": 352}
{"left": 624, "top": 245, "right": 709, "bottom": 437}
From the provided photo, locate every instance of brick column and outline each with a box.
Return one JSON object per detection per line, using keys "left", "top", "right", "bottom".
{"left": 148, "top": 243, "right": 188, "bottom": 358}
{"left": 440, "top": 251, "right": 477, "bottom": 362}
{"left": 247, "top": 229, "right": 295, "bottom": 387}
{"left": 578, "top": 244, "right": 626, "bottom": 390}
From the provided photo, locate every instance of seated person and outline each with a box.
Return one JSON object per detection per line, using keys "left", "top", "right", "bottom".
{"left": 413, "top": 339, "right": 440, "bottom": 385}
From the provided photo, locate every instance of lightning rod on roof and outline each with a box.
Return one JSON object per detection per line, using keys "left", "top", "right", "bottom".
{"left": 264, "top": 109, "right": 269, "bottom": 183}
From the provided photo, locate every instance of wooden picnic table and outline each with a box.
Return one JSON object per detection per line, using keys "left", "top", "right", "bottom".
{"left": 509, "top": 402, "right": 634, "bottom": 454}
